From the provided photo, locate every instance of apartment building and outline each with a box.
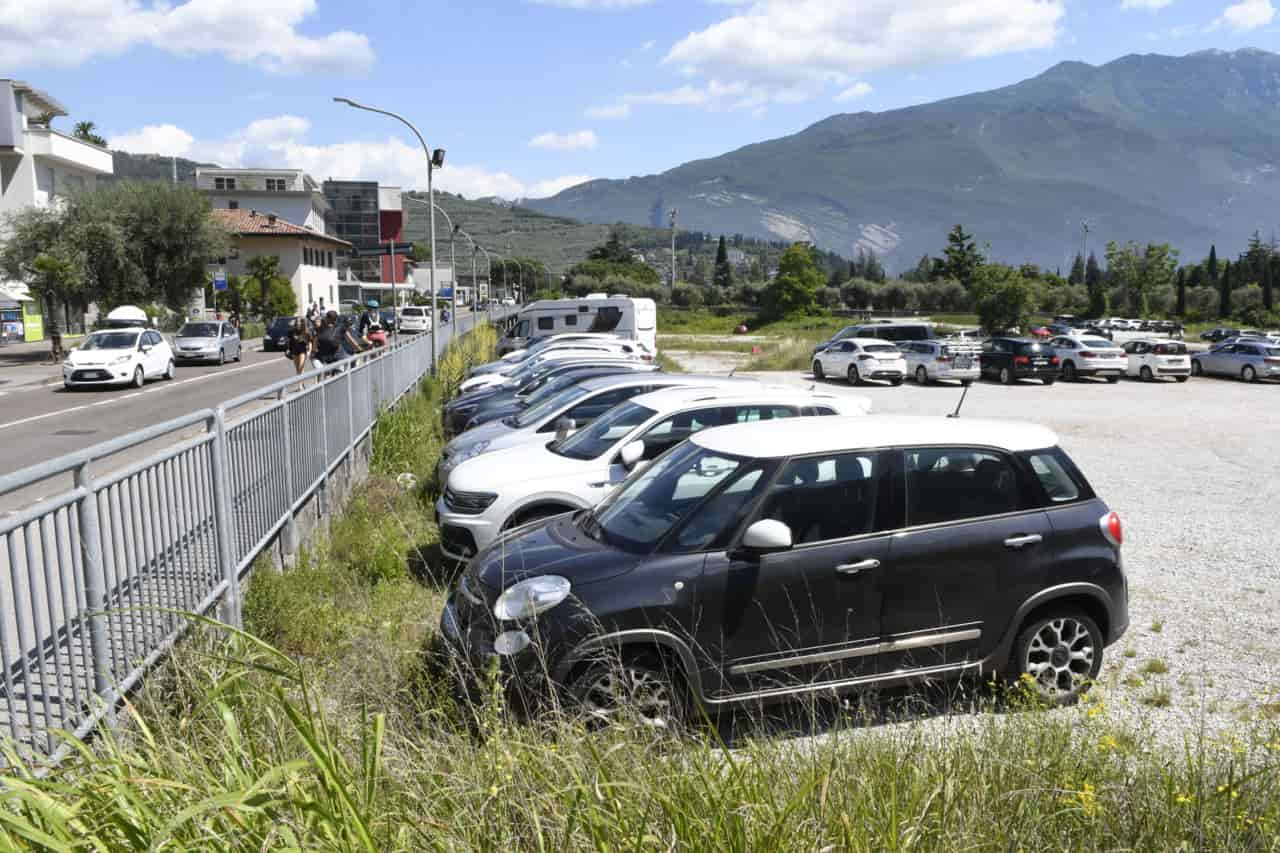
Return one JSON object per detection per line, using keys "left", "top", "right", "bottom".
{"left": 210, "top": 209, "right": 352, "bottom": 313}
{"left": 196, "top": 168, "right": 329, "bottom": 233}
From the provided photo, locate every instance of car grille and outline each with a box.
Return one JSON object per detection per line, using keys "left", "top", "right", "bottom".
{"left": 71, "top": 369, "right": 110, "bottom": 381}
{"left": 443, "top": 488, "right": 495, "bottom": 515}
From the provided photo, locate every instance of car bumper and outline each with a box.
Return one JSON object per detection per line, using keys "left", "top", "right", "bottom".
{"left": 175, "top": 351, "right": 219, "bottom": 362}
{"left": 935, "top": 365, "right": 980, "bottom": 381}
{"left": 436, "top": 499, "right": 500, "bottom": 561}
{"left": 1076, "top": 361, "right": 1124, "bottom": 375}
{"left": 1156, "top": 366, "right": 1191, "bottom": 376}
{"left": 63, "top": 367, "right": 134, "bottom": 386}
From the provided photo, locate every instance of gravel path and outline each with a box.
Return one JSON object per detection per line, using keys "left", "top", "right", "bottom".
{"left": 672, "top": 350, "right": 1280, "bottom": 739}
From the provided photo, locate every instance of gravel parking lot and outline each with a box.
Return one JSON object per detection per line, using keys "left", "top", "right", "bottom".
{"left": 675, "top": 350, "right": 1280, "bottom": 737}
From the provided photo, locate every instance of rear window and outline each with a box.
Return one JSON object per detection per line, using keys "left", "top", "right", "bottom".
{"left": 402, "top": 307, "right": 423, "bottom": 316}
{"left": 864, "top": 344, "right": 899, "bottom": 353}
{"left": 1079, "top": 339, "right": 1112, "bottom": 349}
{"left": 1153, "top": 342, "right": 1186, "bottom": 355}
{"left": 1266, "top": 348, "right": 1280, "bottom": 357}
{"left": 1015, "top": 342, "right": 1047, "bottom": 354}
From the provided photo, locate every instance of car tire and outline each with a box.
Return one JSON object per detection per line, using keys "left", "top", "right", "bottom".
{"left": 131, "top": 366, "right": 144, "bottom": 389}
{"left": 1042, "top": 377, "right": 1056, "bottom": 386}
{"left": 164, "top": 360, "right": 175, "bottom": 381}
{"left": 960, "top": 380, "right": 972, "bottom": 387}
{"left": 889, "top": 377, "right": 904, "bottom": 387}
{"left": 1140, "top": 365, "right": 1153, "bottom": 382}
{"left": 1062, "top": 361, "right": 1078, "bottom": 382}
{"left": 915, "top": 366, "right": 929, "bottom": 385}
{"left": 812, "top": 360, "right": 824, "bottom": 380}
{"left": 1011, "top": 608, "right": 1103, "bottom": 705}
{"left": 1175, "top": 376, "right": 1188, "bottom": 383}
{"left": 1191, "top": 359, "right": 1203, "bottom": 377}
{"left": 218, "top": 349, "right": 226, "bottom": 366}
{"left": 1243, "top": 365, "right": 1257, "bottom": 383}
{"left": 569, "top": 652, "right": 688, "bottom": 731}
{"left": 847, "top": 364, "right": 862, "bottom": 386}
{"left": 999, "top": 366, "right": 1013, "bottom": 385}
{"left": 234, "top": 348, "right": 241, "bottom": 363}
{"left": 1105, "top": 374, "right": 1119, "bottom": 384}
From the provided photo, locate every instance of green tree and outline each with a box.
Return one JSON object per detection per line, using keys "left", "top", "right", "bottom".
{"left": 1219, "top": 261, "right": 1232, "bottom": 318}
{"left": 760, "top": 243, "right": 823, "bottom": 320}
{"left": 1068, "top": 253, "right": 1085, "bottom": 285}
{"left": 245, "top": 254, "right": 282, "bottom": 318}
{"left": 1207, "top": 244, "right": 1218, "bottom": 282}
{"left": 1175, "top": 268, "right": 1187, "bottom": 317}
{"left": 1267, "top": 255, "right": 1278, "bottom": 313}
{"left": 587, "top": 228, "right": 633, "bottom": 264}
{"left": 30, "top": 253, "right": 85, "bottom": 352}
{"left": 72, "top": 121, "right": 107, "bottom": 147}
{"left": 1104, "top": 241, "right": 1177, "bottom": 316}
{"left": 941, "top": 224, "right": 982, "bottom": 289}
{"left": 713, "top": 235, "right": 733, "bottom": 288}
{"left": 411, "top": 242, "right": 432, "bottom": 262}
{"left": 971, "top": 264, "right": 1032, "bottom": 334}
{"left": 1085, "top": 252, "right": 1106, "bottom": 317}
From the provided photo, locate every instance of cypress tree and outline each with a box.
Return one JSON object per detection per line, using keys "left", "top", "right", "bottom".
{"left": 713, "top": 235, "right": 733, "bottom": 288}
{"left": 1265, "top": 255, "right": 1276, "bottom": 313}
{"left": 1219, "top": 260, "right": 1232, "bottom": 318}
{"left": 1175, "top": 267, "right": 1186, "bottom": 317}
{"left": 1207, "top": 245, "right": 1218, "bottom": 282}
{"left": 1069, "top": 253, "right": 1085, "bottom": 285}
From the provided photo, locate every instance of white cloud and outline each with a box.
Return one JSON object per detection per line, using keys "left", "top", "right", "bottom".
{"left": 585, "top": 103, "right": 633, "bottom": 119}
{"left": 109, "top": 115, "right": 586, "bottom": 199}
{"left": 834, "top": 81, "right": 874, "bottom": 102}
{"left": 1121, "top": 0, "right": 1173, "bottom": 9}
{"left": 1212, "top": 0, "right": 1275, "bottom": 29}
{"left": 0, "top": 0, "right": 373, "bottom": 74}
{"left": 531, "top": 0, "right": 653, "bottom": 7}
{"left": 641, "top": 39, "right": 656, "bottom": 50}
{"left": 528, "top": 130, "right": 600, "bottom": 151}
{"left": 663, "top": 0, "right": 1064, "bottom": 102}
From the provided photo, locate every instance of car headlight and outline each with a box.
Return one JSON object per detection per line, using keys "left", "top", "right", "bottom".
{"left": 62, "top": 360, "right": 74, "bottom": 368}
{"left": 108, "top": 354, "right": 132, "bottom": 365}
{"left": 493, "top": 575, "right": 571, "bottom": 622}
{"left": 445, "top": 441, "right": 490, "bottom": 470}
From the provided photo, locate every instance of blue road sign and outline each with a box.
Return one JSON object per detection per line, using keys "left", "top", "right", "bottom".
{"left": 213, "top": 271, "right": 228, "bottom": 292}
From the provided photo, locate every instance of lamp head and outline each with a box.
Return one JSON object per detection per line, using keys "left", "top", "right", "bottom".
{"left": 431, "top": 148, "right": 446, "bottom": 168}
{"left": 333, "top": 97, "right": 356, "bottom": 106}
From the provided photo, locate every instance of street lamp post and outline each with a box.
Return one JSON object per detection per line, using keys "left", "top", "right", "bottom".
{"left": 453, "top": 225, "right": 481, "bottom": 329}
{"left": 475, "top": 244, "right": 494, "bottom": 326}
{"left": 334, "top": 96, "right": 444, "bottom": 369}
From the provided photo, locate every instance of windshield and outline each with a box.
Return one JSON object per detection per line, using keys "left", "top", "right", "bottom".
{"left": 521, "top": 374, "right": 575, "bottom": 403}
{"left": 179, "top": 323, "right": 219, "bottom": 337}
{"left": 1153, "top": 343, "right": 1187, "bottom": 355}
{"left": 512, "top": 385, "right": 591, "bottom": 428}
{"left": 552, "top": 401, "right": 655, "bottom": 461}
{"left": 81, "top": 332, "right": 139, "bottom": 350}
{"left": 588, "top": 443, "right": 753, "bottom": 553}
{"left": 268, "top": 318, "right": 293, "bottom": 331}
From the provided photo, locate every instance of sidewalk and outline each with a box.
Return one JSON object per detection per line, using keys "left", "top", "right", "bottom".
{"left": 0, "top": 339, "right": 67, "bottom": 389}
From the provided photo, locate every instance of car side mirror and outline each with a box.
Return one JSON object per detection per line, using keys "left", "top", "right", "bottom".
{"left": 140, "top": 345, "right": 151, "bottom": 353}
{"left": 555, "top": 417, "right": 576, "bottom": 441}
{"left": 740, "top": 519, "right": 793, "bottom": 553}
{"left": 620, "top": 440, "right": 645, "bottom": 469}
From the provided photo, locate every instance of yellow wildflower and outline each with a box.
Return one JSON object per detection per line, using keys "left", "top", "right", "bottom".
{"left": 1175, "top": 793, "right": 1193, "bottom": 805}
{"left": 1077, "top": 783, "right": 1099, "bottom": 818}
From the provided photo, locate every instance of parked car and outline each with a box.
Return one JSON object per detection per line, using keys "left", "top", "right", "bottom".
{"left": 980, "top": 338, "right": 1059, "bottom": 385}
{"left": 898, "top": 339, "right": 981, "bottom": 385}
{"left": 398, "top": 306, "right": 432, "bottom": 334}
{"left": 812, "top": 338, "right": 907, "bottom": 386}
{"left": 63, "top": 328, "right": 176, "bottom": 389}
{"left": 812, "top": 321, "right": 934, "bottom": 356}
{"left": 1048, "top": 335, "right": 1125, "bottom": 383}
{"left": 173, "top": 321, "right": 241, "bottom": 365}
{"left": 440, "top": 375, "right": 761, "bottom": 478}
{"left": 263, "top": 316, "right": 299, "bottom": 352}
{"left": 486, "top": 333, "right": 630, "bottom": 367}
{"left": 1191, "top": 341, "right": 1280, "bottom": 382}
{"left": 436, "top": 386, "right": 869, "bottom": 561}
{"left": 1201, "top": 327, "right": 1242, "bottom": 343}
{"left": 436, "top": 414, "right": 1128, "bottom": 723}
{"left": 1122, "top": 340, "right": 1190, "bottom": 382}
{"left": 458, "top": 343, "right": 647, "bottom": 394}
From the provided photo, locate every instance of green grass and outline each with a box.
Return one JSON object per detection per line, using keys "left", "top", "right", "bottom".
{"left": 1141, "top": 659, "right": 1170, "bottom": 676}
{"left": 7, "top": 327, "right": 1280, "bottom": 849}
{"left": 659, "top": 336, "right": 760, "bottom": 354}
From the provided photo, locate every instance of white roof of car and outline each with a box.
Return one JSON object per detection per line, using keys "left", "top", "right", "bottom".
{"left": 851, "top": 337, "right": 899, "bottom": 348}
{"left": 692, "top": 415, "right": 1057, "bottom": 457}
{"left": 630, "top": 385, "right": 871, "bottom": 416}
{"left": 576, "top": 373, "right": 756, "bottom": 393}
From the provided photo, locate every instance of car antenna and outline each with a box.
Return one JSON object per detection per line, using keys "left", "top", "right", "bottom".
{"left": 727, "top": 366, "right": 737, "bottom": 377}
{"left": 946, "top": 383, "right": 971, "bottom": 419}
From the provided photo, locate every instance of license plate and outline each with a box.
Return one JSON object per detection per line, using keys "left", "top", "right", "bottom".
{"left": 955, "top": 356, "right": 972, "bottom": 369}
{"left": 1033, "top": 359, "right": 1049, "bottom": 366}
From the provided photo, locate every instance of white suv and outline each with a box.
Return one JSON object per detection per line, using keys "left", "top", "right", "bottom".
{"left": 439, "top": 374, "right": 758, "bottom": 476}
{"left": 398, "top": 306, "right": 432, "bottom": 334}
{"left": 898, "top": 339, "right": 981, "bottom": 385}
{"left": 458, "top": 344, "right": 644, "bottom": 393}
{"left": 1049, "top": 335, "right": 1126, "bottom": 383}
{"left": 436, "top": 386, "right": 870, "bottom": 560}
{"left": 813, "top": 338, "right": 907, "bottom": 386}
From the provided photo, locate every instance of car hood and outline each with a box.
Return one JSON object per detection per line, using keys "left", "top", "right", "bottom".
{"left": 448, "top": 441, "right": 598, "bottom": 494}
{"left": 443, "top": 418, "right": 517, "bottom": 457}
{"left": 471, "top": 514, "right": 638, "bottom": 589}
{"left": 67, "top": 349, "right": 133, "bottom": 366}
{"left": 469, "top": 399, "right": 523, "bottom": 424}
{"left": 175, "top": 336, "right": 217, "bottom": 347}
{"left": 458, "top": 373, "right": 511, "bottom": 393}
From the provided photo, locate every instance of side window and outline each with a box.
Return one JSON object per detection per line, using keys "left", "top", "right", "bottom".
{"left": 514, "top": 319, "right": 530, "bottom": 337}
{"left": 732, "top": 405, "right": 796, "bottom": 423}
{"left": 905, "top": 447, "right": 1026, "bottom": 526}
{"left": 637, "top": 407, "right": 726, "bottom": 460}
{"left": 855, "top": 329, "right": 876, "bottom": 338}
{"left": 1022, "top": 450, "right": 1082, "bottom": 504}
{"left": 800, "top": 405, "right": 838, "bottom": 416}
{"left": 564, "top": 314, "right": 578, "bottom": 327}
{"left": 560, "top": 386, "right": 637, "bottom": 425}
{"left": 758, "top": 452, "right": 884, "bottom": 545}
{"left": 537, "top": 316, "right": 554, "bottom": 331}
{"left": 669, "top": 465, "right": 772, "bottom": 552}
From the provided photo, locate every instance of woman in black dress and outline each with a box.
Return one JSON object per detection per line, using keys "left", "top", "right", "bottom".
{"left": 286, "top": 318, "right": 312, "bottom": 375}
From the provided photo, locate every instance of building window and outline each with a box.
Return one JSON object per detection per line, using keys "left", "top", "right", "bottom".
{"left": 228, "top": 200, "right": 239, "bottom": 210}
{"left": 266, "top": 178, "right": 286, "bottom": 191}
{"left": 327, "top": 251, "right": 333, "bottom": 268}
{"left": 214, "top": 177, "right": 237, "bottom": 191}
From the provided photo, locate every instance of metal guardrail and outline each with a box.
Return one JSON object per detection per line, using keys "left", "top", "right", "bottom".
{"left": 0, "top": 314, "right": 510, "bottom": 767}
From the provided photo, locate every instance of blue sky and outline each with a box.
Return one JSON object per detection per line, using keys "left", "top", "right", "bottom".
{"left": 7, "top": 0, "right": 1280, "bottom": 199}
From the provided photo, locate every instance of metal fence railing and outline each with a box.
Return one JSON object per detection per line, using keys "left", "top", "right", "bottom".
{"left": 0, "top": 314, "right": 506, "bottom": 768}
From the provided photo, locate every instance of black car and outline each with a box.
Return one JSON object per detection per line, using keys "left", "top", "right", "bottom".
{"left": 263, "top": 316, "right": 299, "bottom": 352}
{"left": 436, "top": 416, "right": 1128, "bottom": 724}
{"left": 980, "top": 337, "right": 1059, "bottom": 385}
{"left": 459, "top": 364, "right": 662, "bottom": 435}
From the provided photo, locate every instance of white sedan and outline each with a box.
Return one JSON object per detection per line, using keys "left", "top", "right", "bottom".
{"left": 63, "top": 328, "right": 176, "bottom": 389}
{"left": 1122, "top": 339, "right": 1190, "bottom": 382}
{"left": 812, "top": 337, "right": 907, "bottom": 386}
{"left": 1049, "top": 335, "right": 1126, "bottom": 383}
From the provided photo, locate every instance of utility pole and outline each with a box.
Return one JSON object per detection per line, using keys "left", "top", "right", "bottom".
{"left": 1081, "top": 220, "right": 1091, "bottom": 261}
{"left": 669, "top": 207, "right": 678, "bottom": 289}
{"left": 171, "top": 156, "right": 177, "bottom": 185}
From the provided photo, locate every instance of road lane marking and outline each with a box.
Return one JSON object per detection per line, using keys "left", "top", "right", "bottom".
{"left": 0, "top": 360, "right": 279, "bottom": 432}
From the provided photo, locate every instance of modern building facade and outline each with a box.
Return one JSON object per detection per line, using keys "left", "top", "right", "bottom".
{"left": 322, "top": 180, "right": 411, "bottom": 285}
{"left": 210, "top": 209, "right": 351, "bottom": 313}
{"left": 0, "top": 79, "right": 115, "bottom": 340}
{"left": 196, "top": 168, "right": 329, "bottom": 233}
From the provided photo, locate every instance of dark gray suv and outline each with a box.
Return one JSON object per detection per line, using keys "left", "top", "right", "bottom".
{"left": 437, "top": 416, "right": 1128, "bottom": 725}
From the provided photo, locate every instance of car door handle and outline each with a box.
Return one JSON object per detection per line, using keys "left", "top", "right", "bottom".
{"left": 1003, "top": 534, "right": 1043, "bottom": 550}
{"left": 588, "top": 481, "right": 613, "bottom": 488}
{"left": 835, "top": 558, "right": 880, "bottom": 575}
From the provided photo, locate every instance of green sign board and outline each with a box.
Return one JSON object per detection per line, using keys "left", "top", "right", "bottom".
{"left": 22, "top": 300, "right": 43, "bottom": 342}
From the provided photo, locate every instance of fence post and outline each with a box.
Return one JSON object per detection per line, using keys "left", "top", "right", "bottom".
{"left": 74, "top": 462, "right": 114, "bottom": 726}
{"left": 208, "top": 409, "right": 242, "bottom": 628}
{"left": 278, "top": 388, "right": 297, "bottom": 569}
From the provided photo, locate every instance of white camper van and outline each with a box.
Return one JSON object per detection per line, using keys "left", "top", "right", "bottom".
{"left": 499, "top": 295, "right": 657, "bottom": 356}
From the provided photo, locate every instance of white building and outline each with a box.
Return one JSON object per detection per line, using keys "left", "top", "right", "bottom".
{"left": 197, "top": 168, "right": 329, "bottom": 234}
{"left": 210, "top": 209, "right": 351, "bottom": 313}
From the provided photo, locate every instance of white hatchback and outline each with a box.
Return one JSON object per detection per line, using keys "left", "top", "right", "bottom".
{"left": 813, "top": 338, "right": 907, "bottom": 386}
{"left": 398, "top": 306, "right": 432, "bottom": 334}
{"left": 1049, "top": 335, "right": 1126, "bottom": 383}
{"left": 436, "top": 386, "right": 870, "bottom": 560}
{"left": 1122, "top": 339, "right": 1190, "bottom": 382}
{"left": 63, "top": 329, "right": 176, "bottom": 389}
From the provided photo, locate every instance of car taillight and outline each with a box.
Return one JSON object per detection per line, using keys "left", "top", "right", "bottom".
{"left": 1099, "top": 511, "right": 1123, "bottom": 547}
{"left": 1080, "top": 351, "right": 1096, "bottom": 358}
{"left": 1014, "top": 355, "right": 1030, "bottom": 365}
{"left": 936, "top": 356, "right": 952, "bottom": 363}
{"left": 858, "top": 353, "right": 875, "bottom": 360}
{"left": 1266, "top": 358, "right": 1280, "bottom": 365}
{"left": 640, "top": 354, "right": 654, "bottom": 361}
{"left": 1050, "top": 355, "right": 1060, "bottom": 365}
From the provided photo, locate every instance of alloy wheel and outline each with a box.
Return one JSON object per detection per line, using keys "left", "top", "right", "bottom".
{"left": 916, "top": 366, "right": 928, "bottom": 385}
{"left": 1024, "top": 617, "right": 1095, "bottom": 698}
{"left": 218, "top": 349, "right": 226, "bottom": 365}
{"left": 847, "top": 365, "right": 861, "bottom": 385}
{"left": 812, "top": 360, "right": 824, "bottom": 380}
{"left": 1140, "top": 365, "right": 1153, "bottom": 382}
{"left": 999, "top": 367, "right": 1012, "bottom": 385}
{"left": 1191, "top": 359, "right": 1202, "bottom": 376}
{"left": 165, "top": 360, "right": 175, "bottom": 380}
{"left": 575, "top": 662, "right": 679, "bottom": 730}
{"left": 1063, "top": 362, "right": 1077, "bottom": 382}
{"left": 1243, "top": 365, "right": 1257, "bottom": 383}
{"left": 132, "top": 367, "right": 144, "bottom": 388}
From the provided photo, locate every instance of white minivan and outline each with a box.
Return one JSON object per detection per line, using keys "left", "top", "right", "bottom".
{"left": 498, "top": 296, "right": 657, "bottom": 356}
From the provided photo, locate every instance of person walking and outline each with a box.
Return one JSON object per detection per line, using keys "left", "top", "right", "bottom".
{"left": 286, "top": 317, "right": 312, "bottom": 375}
{"left": 314, "top": 310, "right": 365, "bottom": 370}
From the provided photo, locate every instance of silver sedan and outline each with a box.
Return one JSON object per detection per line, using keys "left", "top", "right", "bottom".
{"left": 1191, "top": 341, "right": 1280, "bottom": 383}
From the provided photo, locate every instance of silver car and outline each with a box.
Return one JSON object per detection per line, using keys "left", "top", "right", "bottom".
{"left": 1192, "top": 341, "right": 1280, "bottom": 383}
{"left": 1049, "top": 335, "right": 1126, "bottom": 383}
{"left": 898, "top": 339, "right": 980, "bottom": 385}
{"left": 174, "top": 321, "right": 241, "bottom": 365}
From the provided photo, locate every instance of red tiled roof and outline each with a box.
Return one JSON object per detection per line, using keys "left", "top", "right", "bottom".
{"left": 210, "top": 208, "right": 351, "bottom": 248}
